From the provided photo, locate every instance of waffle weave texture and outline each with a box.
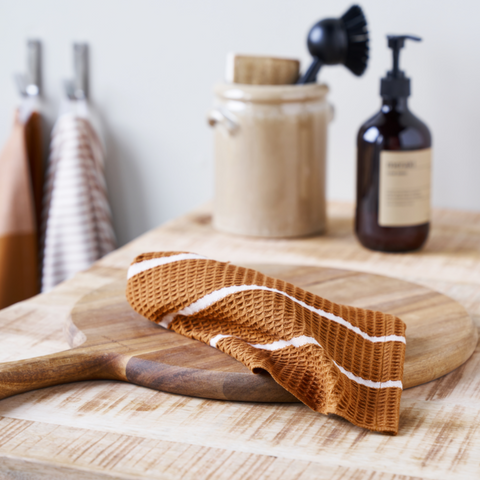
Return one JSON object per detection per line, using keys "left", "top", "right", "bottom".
{"left": 126, "top": 252, "right": 406, "bottom": 434}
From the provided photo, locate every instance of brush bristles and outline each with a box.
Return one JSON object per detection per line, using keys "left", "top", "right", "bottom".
{"left": 341, "top": 5, "right": 369, "bottom": 76}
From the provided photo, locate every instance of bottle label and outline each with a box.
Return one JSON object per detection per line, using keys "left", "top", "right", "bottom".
{"left": 379, "top": 148, "right": 431, "bottom": 227}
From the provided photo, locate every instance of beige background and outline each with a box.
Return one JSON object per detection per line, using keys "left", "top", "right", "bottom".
{"left": 0, "top": 0, "right": 478, "bottom": 246}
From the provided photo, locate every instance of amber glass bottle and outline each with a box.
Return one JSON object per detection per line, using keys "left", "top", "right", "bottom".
{"left": 355, "top": 35, "right": 432, "bottom": 252}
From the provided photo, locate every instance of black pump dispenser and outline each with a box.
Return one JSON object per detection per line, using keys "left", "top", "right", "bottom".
{"left": 355, "top": 33, "right": 432, "bottom": 253}
{"left": 380, "top": 35, "right": 421, "bottom": 99}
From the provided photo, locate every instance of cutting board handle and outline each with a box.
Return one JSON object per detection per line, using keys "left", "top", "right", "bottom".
{"left": 0, "top": 348, "right": 127, "bottom": 401}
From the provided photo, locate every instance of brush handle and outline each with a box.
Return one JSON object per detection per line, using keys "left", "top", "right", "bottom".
{"left": 297, "top": 58, "right": 323, "bottom": 84}
{"left": 0, "top": 348, "right": 127, "bottom": 401}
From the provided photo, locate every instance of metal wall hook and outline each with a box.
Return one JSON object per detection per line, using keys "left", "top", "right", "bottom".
{"left": 15, "top": 39, "right": 42, "bottom": 97}
{"left": 65, "top": 43, "right": 89, "bottom": 100}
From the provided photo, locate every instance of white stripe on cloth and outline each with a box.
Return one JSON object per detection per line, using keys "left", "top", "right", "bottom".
{"left": 209, "top": 334, "right": 403, "bottom": 390}
{"left": 41, "top": 112, "right": 116, "bottom": 292}
{"left": 156, "top": 282, "right": 405, "bottom": 345}
{"left": 127, "top": 253, "right": 208, "bottom": 279}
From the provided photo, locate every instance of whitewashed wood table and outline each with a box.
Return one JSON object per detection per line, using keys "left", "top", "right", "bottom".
{"left": 0, "top": 202, "right": 479, "bottom": 479}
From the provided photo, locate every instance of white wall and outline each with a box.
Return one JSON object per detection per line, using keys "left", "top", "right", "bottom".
{"left": 1, "top": 0, "right": 478, "bottom": 246}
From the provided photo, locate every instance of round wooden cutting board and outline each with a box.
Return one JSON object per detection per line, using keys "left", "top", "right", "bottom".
{"left": 69, "top": 264, "right": 478, "bottom": 402}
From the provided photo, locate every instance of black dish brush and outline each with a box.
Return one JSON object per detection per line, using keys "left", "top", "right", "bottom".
{"left": 297, "top": 5, "right": 369, "bottom": 84}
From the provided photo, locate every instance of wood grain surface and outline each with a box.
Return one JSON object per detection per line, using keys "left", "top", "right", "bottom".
{"left": 71, "top": 265, "right": 476, "bottom": 397}
{"left": 0, "top": 264, "right": 474, "bottom": 403}
{"left": 0, "top": 202, "right": 479, "bottom": 479}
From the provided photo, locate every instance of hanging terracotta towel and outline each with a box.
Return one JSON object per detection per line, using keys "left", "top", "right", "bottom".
{"left": 126, "top": 252, "right": 406, "bottom": 435}
{"left": 41, "top": 113, "right": 116, "bottom": 292}
{"left": 0, "top": 111, "right": 40, "bottom": 309}
{"left": 24, "top": 111, "right": 43, "bottom": 231}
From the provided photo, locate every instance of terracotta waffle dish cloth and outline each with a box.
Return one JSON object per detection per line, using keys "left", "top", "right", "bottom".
{"left": 126, "top": 251, "right": 406, "bottom": 434}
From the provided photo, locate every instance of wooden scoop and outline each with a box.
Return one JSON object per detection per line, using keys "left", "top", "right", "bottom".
{"left": 0, "top": 264, "right": 476, "bottom": 402}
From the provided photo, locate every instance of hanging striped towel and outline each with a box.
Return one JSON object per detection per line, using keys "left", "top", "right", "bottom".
{"left": 126, "top": 252, "right": 407, "bottom": 435}
{"left": 41, "top": 112, "right": 115, "bottom": 292}
{"left": 0, "top": 110, "right": 40, "bottom": 308}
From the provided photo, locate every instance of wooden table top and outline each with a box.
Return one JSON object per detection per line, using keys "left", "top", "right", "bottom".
{"left": 0, "top": 202, "right": 479, "bottom": 479}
